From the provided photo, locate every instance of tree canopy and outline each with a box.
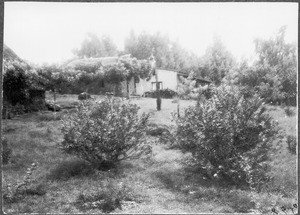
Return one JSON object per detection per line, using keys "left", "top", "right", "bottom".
{"left": 73, "top": 33, "right": 118, "bottom": 58}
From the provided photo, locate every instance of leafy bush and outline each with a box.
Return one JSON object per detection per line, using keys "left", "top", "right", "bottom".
{"left": 2, "top": 137, "right": 12, "bottom": 164}
{"left": 78, "top": 92, "right": 91, "bottom": 100}
{"left": 286, "top": 135, "right": 297, "bottom": 155}
{"left": 144, "top": 89, "right": 177, "bottom": 99}
{"left": 3, "top": 63, "right": 29, "bottom": 106}
{"left": 174, "top": 84, "right": 279, "bottom": 187}
{"left": 45, "top": 101, "right": 61, "bottom": 112}
{"left": 146, "top": 123, "right": 170, "bottom": 136}
{"left": 48, "top": 159, "right": 95, "bottom": 181}
{"left": 60, "top": 97, "right": 151, "bottom": 170}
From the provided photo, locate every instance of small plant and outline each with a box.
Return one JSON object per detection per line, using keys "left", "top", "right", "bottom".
{"left": 284, "top": 107, "right": 295, "bottom": 117}
{"left": 2, "top": 137, "right": 12, "bottom": 164}
{"left": 60, "top": 96, "right": 151, "bottom": 170}
{"left": 75, "top": 179, "right": 142, "bottom": 213}
{"left": 286, "top": 135, "right": 297, "bottom": 155}
{"left": 3, "top": 163, "right": 38, "bottom": 203}
{"left": 146, "top": 123, "right": 170, "bottom": 136}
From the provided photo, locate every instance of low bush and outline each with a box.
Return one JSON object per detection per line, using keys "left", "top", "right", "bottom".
{"left": 146, "top": 123, "right": 170, "bottom": 136}
{"left": 60, "top": 96, "right": 151, "bottom": 170}
{"left": 2, "top": 137, "right": 12, "bottom": 164}
{"left": 45, "top": 101, "right": 61, "bottom": 112}
{"left": 47, "top": 159, "right": 95, "bottom": 181}
{"left": 144, "top": 89, "right": 177, "bottom": 99}
{"left": 78, "top": 92, "right": 91, "bottom": 100}
{"left": 174, "top": 84, "right": 280, "bottom": 187}
{"left": 286, "top": 135, "right": 297, "bottom": 155}
{"left": 75, "top": 179, "right": 143, "bottom": 213}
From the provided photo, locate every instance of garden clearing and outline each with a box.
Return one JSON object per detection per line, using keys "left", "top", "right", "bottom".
{"left": 2, "top": 94, "right": 297, "bottom": 213}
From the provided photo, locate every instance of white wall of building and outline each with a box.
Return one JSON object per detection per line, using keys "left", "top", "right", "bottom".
{"left": 135, "top": 69, "right": 178, "bottom": 96}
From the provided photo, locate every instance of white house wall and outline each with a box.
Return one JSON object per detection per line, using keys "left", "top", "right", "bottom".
{"left": 135, "top": 69, "right": 178, "bottom": 96}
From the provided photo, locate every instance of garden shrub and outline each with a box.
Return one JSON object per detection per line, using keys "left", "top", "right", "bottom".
{"left": 144, "top": 89, "right": 177, "bottom": 99}
{"left": 45, "top": 101, "right": 61, "bottom": 112}
{"left": 146, "top": 123, "right": 170, "bottom": 136}
{"left": 2, "top": 137, "right": 12, "bottom": 164}
{"left": 174, "top": 84, "right": 280, "bottom": 187}
{"left": 78, "top": 92, "right": 91, "bottom": 100}
{"left": 60, "top": 96, "right": 151, "bottom": 170}
{"left": 75, "top": 179, "right": 144, "bottom": 213}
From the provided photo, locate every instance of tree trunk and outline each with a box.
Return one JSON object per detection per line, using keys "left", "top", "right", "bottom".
{"left": 53, "top": 90, "right": 56, "bottom": 118}
{"left": 155, "top": 70, "right": 161, "bottom": 111}
{"left": 126, "top": 78, "right": 130, "bottom": 99}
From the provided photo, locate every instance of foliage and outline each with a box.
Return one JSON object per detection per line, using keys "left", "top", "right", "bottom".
{"left": 146, "top": 123, "right": 171, "bottom": 136}
{"left": 145, "top": 89, "right": 177, "bottom": 99}
{"left": 60, "top": 97, "right": 151, "bottom": 170}
{"left": 286, "top": 135, "right": 297, "bottom": 155}
{"left": 2, "top": 137, "right": 12, "bottom": 164}
{"left": 124, "top": 31, "right": 201, "bottom": 70}
{"left": 3, "top": 163, "right": 39, "bottom": 203}
{"left": 103, "top": 56, "right": 152, "bottom": 96}
{"left": 37, "top": 64, "right": 73, "bottom": 93}
{"left": 75, "top": 179, "right": 143, "bottom": 213}
{"left": 178, "top": 71, "right": 201, "bottom": 100}
{"left": 45, "top": 101, "right": 62, "bottom": 112}
{"left": 3, "top": 61, "right": 30, "bottom": 106}
{"left": 73, "top": 33, "right": 118, "bottom": 58}
{"left": 236, "top": 26, "right": 297, "bottom": 106}
{"left": 201, "top": 36, "right": 236, "bottom": 85}
{"left": 78, "top": 92, "right": 92, "bottom": 100}
{"left": 174, "top": 84, "right": 279, "bottom": 187}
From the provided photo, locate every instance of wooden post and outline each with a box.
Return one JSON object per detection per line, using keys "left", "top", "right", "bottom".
{"left": 155, "top": 70, "right": 161, "bottom": 111}
{"left": 53, "top": 89, "right": 56, "bottom": 118}
{"left": 177, "top": 74, "right": 180, "bottom": 117}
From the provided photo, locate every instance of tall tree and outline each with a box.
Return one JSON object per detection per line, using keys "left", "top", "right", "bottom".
{"left": 254, "top": 26, "right": 297, "bottom": 104}
{"left": 124, "top": 31, "right": 201, "bottom": 70}
{"left": 74, "top": 33, "right": 118, "bottom": 58}
{"left": 201, "top": 36, "right": 236, "bottom": 85}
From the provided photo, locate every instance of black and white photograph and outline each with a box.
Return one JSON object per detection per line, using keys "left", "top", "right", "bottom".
{"left": 1, "top": 2, "right": 298, "bottom": 214}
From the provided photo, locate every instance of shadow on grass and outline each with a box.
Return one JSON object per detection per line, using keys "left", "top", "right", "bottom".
{"left": 152, "top": 164, "right": 255, "bottom": 213}
{"left": 47, "top": 159, "right": 95, "bottom": 181}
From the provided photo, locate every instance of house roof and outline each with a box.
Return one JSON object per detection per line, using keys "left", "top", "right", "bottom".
{"left": 155, "top": 68, "right": 211, "bottom": 84}
{"left": 177, "top": 72, "right": 211, "bottom": 83}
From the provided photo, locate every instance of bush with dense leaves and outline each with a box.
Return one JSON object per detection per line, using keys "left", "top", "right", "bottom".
{"left": 78, "top": 92, "right": 91, "bottom": 100}
{"left": 60, "top": 97, "right": 151, "bottom": 170}
{"left": 144, "top": 89, "right": 177, "bottom": 99}
{"left": 174, "top": 84, "right": 280, "bottom": 187}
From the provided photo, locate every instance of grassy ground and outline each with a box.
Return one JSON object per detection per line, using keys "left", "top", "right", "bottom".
{"left": 2, "top": 94, "right": 297, "bottom": 213}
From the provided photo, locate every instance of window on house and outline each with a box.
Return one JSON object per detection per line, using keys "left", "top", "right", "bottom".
{"left": 152, "top": 82, "right": 162, "bottom": 90}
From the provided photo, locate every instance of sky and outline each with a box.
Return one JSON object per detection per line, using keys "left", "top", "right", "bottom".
{"left": 4, "top": 2, "right": 298, "bottom": 65}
